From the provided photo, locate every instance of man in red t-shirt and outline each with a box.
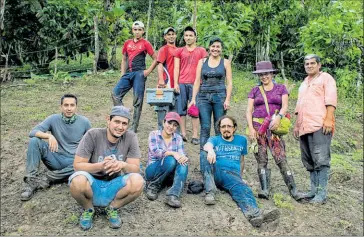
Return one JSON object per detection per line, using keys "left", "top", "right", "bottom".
{"left": 155, "top": 27, "right": 178, "bottom": 130}
{"left": 112, "top": 21, "right": 158, "bottom": 133}
{"left": 174, "top": 26, "right": 208, "bottom": 145}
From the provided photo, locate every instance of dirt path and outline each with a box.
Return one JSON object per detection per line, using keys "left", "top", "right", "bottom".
{"left": 0, "top": 71, "right": 363, "bottom": 236}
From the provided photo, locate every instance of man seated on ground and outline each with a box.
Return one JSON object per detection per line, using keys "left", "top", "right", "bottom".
{"left": 21, "top": 94, "right": 91, "bottom": 201}
{"left": 68, "top": 106, "right": 144, "bottom": 231}
{"left": 145, "top": 112, "right": 188, "bottom": 208}
{"left": 202, "top": 115, "right": 280, "bottom": 227}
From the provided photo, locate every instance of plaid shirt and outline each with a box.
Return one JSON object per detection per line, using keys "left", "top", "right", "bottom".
{"left": 148, "top": 130, "right": 186, "bottom": 165}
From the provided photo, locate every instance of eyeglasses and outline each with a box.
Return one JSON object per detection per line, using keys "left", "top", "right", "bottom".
{"left": 220, "top": 125, "right": 234, "bottom": 129}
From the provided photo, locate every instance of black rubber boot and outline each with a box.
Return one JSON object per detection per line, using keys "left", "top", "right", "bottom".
{"left": 257, "top": 168, "right": 270, "bottom": 199}
{"left": 278, "top": 160, "right": 305, "bottom": 201}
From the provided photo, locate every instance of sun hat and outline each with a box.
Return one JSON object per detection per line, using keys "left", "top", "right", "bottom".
{"left": 252, "top": 61, "right": 277, "bottom": 74}
{"left": 187, "top": 104, "right": 199, "bottom": 118}
{"left": 110, "top": 106, "right": 131, "bottom": 120}
{"left": 132, "top": 21, "right": 144, "bottom": 29}
{"left": 163, "top": 27, "right": 176, "bottom": 35}
{"left": 165, "top": 112, "right": 181, "bottom": 125}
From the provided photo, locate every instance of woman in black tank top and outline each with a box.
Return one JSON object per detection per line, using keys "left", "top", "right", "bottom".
{"left": 188, "top": 37, "right": 232, "bottom": 176}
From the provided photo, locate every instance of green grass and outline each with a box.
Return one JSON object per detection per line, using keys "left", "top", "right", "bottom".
{"left": 272, "top": 193, "right": 294, "bottom": 210}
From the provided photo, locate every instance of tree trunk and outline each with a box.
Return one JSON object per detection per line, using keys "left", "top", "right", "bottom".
{"left": 96, "top": 0, "right": 110, "bottom": 70}
{"left": 54, "top": 47, "right": 58, "bottom": 75}
{"left": 145, "top": 0, "right": 152, "bottom": 40}
{"left": 193, "top": 0, "right": 197, "bottom": 29}
{"left": 0, "top": 0, "right": 5, "bottom": 31}
{"left": 93, "top": 16, "right": 99, "bottom": 74}
{"left": 357, "top": 57, "right": 362, "bottom": 95}
{"left": 110, "top": 40, "right": 117, "bottom": 70}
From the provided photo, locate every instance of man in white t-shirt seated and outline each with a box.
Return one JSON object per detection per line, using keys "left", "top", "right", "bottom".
{"left": 68, "top": 106, "right": 144, "bottom": 231}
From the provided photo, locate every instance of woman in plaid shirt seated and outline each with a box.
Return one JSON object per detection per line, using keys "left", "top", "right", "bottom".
{"left": 145, "top": 112, "right": 188, "bottom": 208}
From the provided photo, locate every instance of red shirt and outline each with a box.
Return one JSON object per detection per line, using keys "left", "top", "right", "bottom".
{"left": 174, "top": 46, "right": 207, "bottom": 84}
{"left": 122, "top": 38, "right": 154, "bottom": 72}
{"left": 157, "top": 44, "right": 177, "bottom": 88}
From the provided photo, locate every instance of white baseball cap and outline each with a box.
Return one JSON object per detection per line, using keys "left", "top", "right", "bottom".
{"left": 132, "top": 21, "right": 144, "bottom": 29}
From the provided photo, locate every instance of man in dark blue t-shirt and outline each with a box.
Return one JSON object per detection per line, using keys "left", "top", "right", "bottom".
{"left": 201, "top": 115, "right": 280, "bottom": 227}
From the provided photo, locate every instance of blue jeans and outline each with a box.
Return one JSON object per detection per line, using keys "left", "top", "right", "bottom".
{"left": 68, "top": 171, "right": 140, "bottom": 207}
{"left": 197, "top": 92, "right": 226, "bottom": 172}
{"left": 201, "top": 151, "right": 259, "bottom": 215}
{"left": 112, "top": 71, "right": 146, "bottom": 132}
{"left": 25, "top": 137, "right": 74, "bottom": 181}
{"left": 145, "top": 156, "right": 188, "bottom": 197}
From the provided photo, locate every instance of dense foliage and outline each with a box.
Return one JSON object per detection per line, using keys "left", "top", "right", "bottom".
{"left": 1, "top": 0, "right": 363, "bottom": 98}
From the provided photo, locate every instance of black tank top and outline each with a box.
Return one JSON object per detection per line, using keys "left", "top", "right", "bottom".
{"left": 200, "top": 58, "right": 226, "bottom": 93}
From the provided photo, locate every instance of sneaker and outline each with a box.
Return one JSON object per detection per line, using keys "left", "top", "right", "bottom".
{"left": 146, "top": 188, "right": 158, "bottom": 201}
{"left": 165, "top": 195, "right": 181, "bottom": 208}
{"left": 20, "top": 176, "right": 50, "bottom": 201}
{"left": 204, "top": 193, "right": 216, "bottom": 205}
{"left": 79, "top": 208, "right": 94, "bottom": 231}
{"left": 191, "top": 138, "right": 200, "bottom": 145}
{"left": 105, "top": 206, "right": 122, "bottom": 229}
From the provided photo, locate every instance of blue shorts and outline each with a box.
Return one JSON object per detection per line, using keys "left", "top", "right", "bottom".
{"left": 176, "top": 84, "right": 193, "bottom": 116}
{"left": 68, "top": 171, "right": 142, "bottom": 207}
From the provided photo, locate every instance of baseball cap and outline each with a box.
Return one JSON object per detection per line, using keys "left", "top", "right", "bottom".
{"left": 132, "top": 21, "right": 144, "bottom": 29}
{"left": 110, "top": 106, "right": 131, "bottom": 120}
{"left": 163, "top": 27, "right": 176, "bottom": 35}
{"left": 165, "top": 112, "right": 181, "bottom": 125}
{"left": 184, "top": 26, "right": 197, "bottom": 36}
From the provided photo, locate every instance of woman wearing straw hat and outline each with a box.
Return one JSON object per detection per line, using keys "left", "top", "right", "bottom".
{"left": 246, "top": 61, "right": 304, "bottom": 201}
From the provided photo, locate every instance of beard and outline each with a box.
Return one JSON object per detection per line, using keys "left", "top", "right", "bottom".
{"left": 222, "top": 131, "right": 233, "bottom": 140}
{"left": 108, "top": 127, "right": 123, "bottom": 139}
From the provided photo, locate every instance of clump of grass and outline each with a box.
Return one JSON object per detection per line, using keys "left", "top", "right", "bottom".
{"left": 272, "top": 193, "right": 294, "bottom": 210}
{"left": 64, "top": 213, "right": 79, "bottom": 225}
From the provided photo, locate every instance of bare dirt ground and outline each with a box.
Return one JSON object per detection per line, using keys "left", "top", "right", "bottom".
{"left": 1, "top": 71, "right": 363, "bottom": 236}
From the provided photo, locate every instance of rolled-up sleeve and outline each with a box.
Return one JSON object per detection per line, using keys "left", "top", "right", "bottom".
{"left": 29, "top": 115, "right": 53, "bottom": 137}
{"left": 324, "top": 74, "right": 337, "bottom": 108}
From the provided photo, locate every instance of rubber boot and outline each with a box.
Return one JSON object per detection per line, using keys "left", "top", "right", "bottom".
{"left": 130, "top": 97, "right": 143, "bottom": 133}
{"left": 301, "top": 171, "right": 318, "bottom": 200}
{"left": 309, "top": 167, "right": 329, "bottom": 204}
{"left": 111, "top": 92, "right": 123, "bottom": 106}
{"left": 248, "top": 208, "right": 280, "bottom": 227}
{"left": 278, "top": 161, "right": 305, "bottom": 201}
{"left": 257, "top": 168, "right": 270, "bottom": 199}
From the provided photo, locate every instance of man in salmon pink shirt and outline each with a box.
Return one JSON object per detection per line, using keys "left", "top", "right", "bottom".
{"left": 294, "top": 54, "right": 337, "bottom": 205}
{"left": 155, "top": 27, "right": 178, "bottom": 130}
{"left": 174, "top": 26, "right": 208, "bottom": 145}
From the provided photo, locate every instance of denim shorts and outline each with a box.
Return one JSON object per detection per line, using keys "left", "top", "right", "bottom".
{"left": 69, "top": 171, "right": 140, "bottom": 207}
{"left": 176, "top": 84, "right": 193, "bottom": 116}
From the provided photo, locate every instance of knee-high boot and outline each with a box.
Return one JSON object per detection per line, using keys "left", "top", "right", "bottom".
{"left": 278, "top": 160, "right": 305, "bottom": 201}
{"left": 309, "top": 167, "right": 329, "bottom": 204}
{"left": 257, "top": 168, "right": 270, "bottom": 199}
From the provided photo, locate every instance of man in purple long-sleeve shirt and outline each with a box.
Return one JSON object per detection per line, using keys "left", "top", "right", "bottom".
{"left": 145, "top": 112, "right": 188, "bottom": 208}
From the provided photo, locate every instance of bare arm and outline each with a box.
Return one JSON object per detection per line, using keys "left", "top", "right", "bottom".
{"left": 34, "top": 131, "right": 58, "bottom": 152}
{"left": 121, "top": 54, "right": 127, "bottom": 75}
{"left": 224, "top": 59, "right": 233, "bottom": 110}
{"left": 144, "top": 53, "right": 158, "bottom": 77}
{"left": 74, "top": 155, "right": 104, "bottom": 174}
{"left": 246, "top": 98, "right": 257, "bottom": 140}
{"left": 174, "top": 57, "right": 180, "bottom": 92}
{"left": 270, "top": 93, "right": 288, "bottom": 131}
{"left": 190, "top": 59, "right": 203, "bottom": 104}
{"left": 323, "top": 105, "right": 336, "bottom": 134}
{"left": 203, "top": 142, "right": 216, "bottom": 164}
{"left": 157, "top": 63, "right": 166, "bottom": 87}
{"left": 240, "top": 155, "right": 245, "bottom": 177}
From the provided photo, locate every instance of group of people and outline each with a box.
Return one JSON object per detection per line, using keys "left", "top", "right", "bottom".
{"left": 20, "top": 20, "right": 337, "bottom": 231}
